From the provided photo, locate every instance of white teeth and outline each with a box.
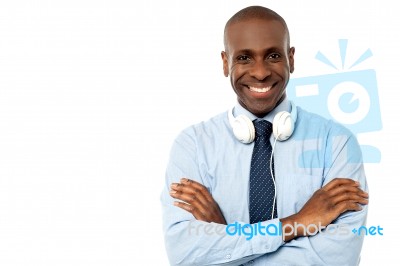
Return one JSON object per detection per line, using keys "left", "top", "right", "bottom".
{"left": 249, "top": 86, "right": 271, "bottom": 93}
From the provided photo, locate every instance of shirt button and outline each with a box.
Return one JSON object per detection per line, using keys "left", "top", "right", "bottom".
{"left": 225, "top": 254, "right": 231, "bottom": 259}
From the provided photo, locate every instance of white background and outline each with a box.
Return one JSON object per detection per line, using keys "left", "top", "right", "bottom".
{"left": 0, "top": 0, "right": 397, "bottom": 265}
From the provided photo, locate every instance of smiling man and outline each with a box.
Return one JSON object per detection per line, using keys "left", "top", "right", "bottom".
{"left": 161, "top": 6, "right": 368, "bottom": 266}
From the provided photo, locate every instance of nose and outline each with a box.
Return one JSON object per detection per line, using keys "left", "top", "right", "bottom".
{"left": 248, "top": 60, "right": 271, "bottom": 81}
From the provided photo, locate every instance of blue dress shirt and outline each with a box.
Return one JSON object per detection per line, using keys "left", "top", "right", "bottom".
{"left": 160, "top": 98, "right": 368, "bottom": 266}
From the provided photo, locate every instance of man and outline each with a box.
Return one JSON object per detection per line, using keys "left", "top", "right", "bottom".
{"left": 161, "top": 6, "right": 368, "bottom": 266}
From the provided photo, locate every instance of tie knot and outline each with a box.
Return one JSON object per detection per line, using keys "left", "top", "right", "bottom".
{"left": 253, "top": 120, "right": 273, "bottom": 137}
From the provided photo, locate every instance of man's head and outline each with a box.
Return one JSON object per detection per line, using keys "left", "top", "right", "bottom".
{"left": 221, "top": 6, "right": 295, "bottom": 117}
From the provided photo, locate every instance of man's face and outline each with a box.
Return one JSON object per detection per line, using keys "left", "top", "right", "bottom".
{"left": 222, "top": 18, "right": 295, "bottom": 117}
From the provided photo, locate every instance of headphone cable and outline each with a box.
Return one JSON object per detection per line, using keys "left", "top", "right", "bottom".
{"left": 270, "top": 137, "right": 278, "bottom": 220}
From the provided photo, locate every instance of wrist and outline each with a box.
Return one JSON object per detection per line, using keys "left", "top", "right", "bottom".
{"left": 280, "top": 214, "right": 305, "bottom": 242}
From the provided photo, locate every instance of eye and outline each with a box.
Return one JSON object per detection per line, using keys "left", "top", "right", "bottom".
{"left": 267, "top": 53, "right": 281, "bottom": 61}
{"left": 236, "top": 55, "right": 251, "bottom": 63}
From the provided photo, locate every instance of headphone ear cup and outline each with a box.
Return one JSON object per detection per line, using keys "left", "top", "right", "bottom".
{"left": 273, "top": 111, "right": 294, "bottom": 141}
{"left": 232, "top": 115, "right": 255, "bottom": 144}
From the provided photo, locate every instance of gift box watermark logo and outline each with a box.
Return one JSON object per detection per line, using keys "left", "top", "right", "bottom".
{"left": 287, "top": 39, "right": 382, "bottom": 163}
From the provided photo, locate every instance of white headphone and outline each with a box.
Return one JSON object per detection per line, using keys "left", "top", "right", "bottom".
{"left": 228, "top": 101, "right": 297, "bottom": 144}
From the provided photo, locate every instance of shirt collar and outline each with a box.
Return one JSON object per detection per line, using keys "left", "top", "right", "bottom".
{"left": 233, "top": 97, "right": 290, "bottom": 123}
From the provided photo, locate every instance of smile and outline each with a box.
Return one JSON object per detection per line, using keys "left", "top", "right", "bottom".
{"left": 248, "top": 86, "right": 272, "bottom": 93}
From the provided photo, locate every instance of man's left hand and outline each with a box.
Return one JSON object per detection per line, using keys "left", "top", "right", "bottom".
{"left": 170, "top": 178, "right": 227, "bottom": 224}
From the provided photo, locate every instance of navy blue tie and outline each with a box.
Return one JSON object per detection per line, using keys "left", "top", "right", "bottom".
{"left": 249, "top": 120, "right": 277, "bottom": 224}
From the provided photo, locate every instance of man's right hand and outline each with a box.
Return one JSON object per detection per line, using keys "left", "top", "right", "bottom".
{"left": 280, "top": 178, "right": 369, "bottom": 242}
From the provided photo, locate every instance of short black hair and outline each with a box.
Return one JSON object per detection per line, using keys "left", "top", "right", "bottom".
{"left": 224, "top": 6, "right": 290, "bottom": 51}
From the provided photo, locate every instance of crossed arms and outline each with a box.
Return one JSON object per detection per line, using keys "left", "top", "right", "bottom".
{"left": 161, "top": 125, "right": 369, "bottom": 265}
{"left": 170, "top": 177, "right": 368, "bottom": 242}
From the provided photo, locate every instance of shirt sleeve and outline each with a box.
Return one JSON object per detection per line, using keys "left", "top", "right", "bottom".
{"left": 261, "top": 125, "right": 369, "bottom": 266}
{"left": 160, "top": 127, "right": 284, "bottom": 265}
{"left": 314, "top": 126, "right": 368, "bottom": 265}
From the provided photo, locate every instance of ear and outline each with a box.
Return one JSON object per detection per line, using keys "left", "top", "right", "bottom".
{"left": 221, "top": 51, "right": 229, "bottom": 77}
{"left": 289, "top": 47, "right": 295, "bottom": 73}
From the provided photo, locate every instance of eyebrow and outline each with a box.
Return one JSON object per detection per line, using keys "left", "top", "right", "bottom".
{"left": 233, "top": 47, "right": 283, "bottom": 57}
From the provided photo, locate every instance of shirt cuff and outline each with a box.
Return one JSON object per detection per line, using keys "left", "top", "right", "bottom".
{"left": 249, "top": 218, "right": 284, "bottom": 254}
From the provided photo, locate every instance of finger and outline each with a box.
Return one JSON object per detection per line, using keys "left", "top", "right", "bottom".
{"left": 171, "top": 179, "right": 226, "bottom": 224}
{"left": 322, "top": 178, "right": 360, "bottom": 191}
{"left": 177, "top": 178, "right": 215, "bottom": 205}
{"left": 333, "top": 200, "right": 364, "bottom": 215}
{"left": 170, "top": 179, "right": 204, "bottom": 192}
{"left": 327, "top": 185, "right": 368, "bottom": 201}
{"left": 169, "top": 185, "right": 213, "bottom": 219}
{"left": 173, "top": 201, "right": 207, "bottom": 222}
{"left": 330, "top": 190, "right": 369, "bottom": 205}
{"left": 170, "top": 189, "right": 210, "bottom": 213}
{"left": 170, "top": 182, "right": 210, "bottom": 207}
{"left": 180, "top": 178, "right": 215, "bottom": 203}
